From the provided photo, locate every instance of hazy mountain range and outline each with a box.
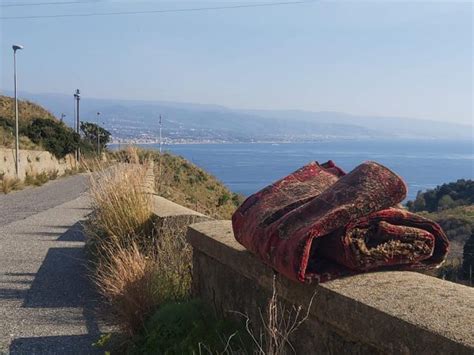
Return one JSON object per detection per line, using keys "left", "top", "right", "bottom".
{"left": 4, "top": 91, "right": 472, "bottom": 142}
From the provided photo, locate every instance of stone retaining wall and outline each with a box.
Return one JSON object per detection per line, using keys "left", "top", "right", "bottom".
{"left": 187, "top": 220, "right": 473, "bottom": 354}
{"left": 0, "top": 148, "right": 75, "bottom": 181}
{"left": 146, "top": 191, "right": 473, "bottom": 354}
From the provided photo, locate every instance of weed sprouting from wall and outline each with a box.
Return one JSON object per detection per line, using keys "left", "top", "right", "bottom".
{"left": 235, "top": 275, "right": 316, "bottom": 355}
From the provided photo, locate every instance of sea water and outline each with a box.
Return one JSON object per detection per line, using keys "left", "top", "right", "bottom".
{"left": 132, "top": 139, "right": 473, "bottom": 201}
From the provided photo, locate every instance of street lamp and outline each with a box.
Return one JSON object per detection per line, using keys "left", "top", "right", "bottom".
{"left": 74, "top": 89, "right": 81, "bottom": 162}
{"left": 12, "top": 44, "right": 23, "bottom": 178}
{"left": 96, "top": 112, "right": 101, "bottom": 156}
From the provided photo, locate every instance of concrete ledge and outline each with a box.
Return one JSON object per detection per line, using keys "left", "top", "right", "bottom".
{"left": 151, "top": 195, "right": 206, "bottom": 219}
{"left": 150, "top": 195, "right": 209, "bottom": 234}
{"left": 145, "top": 166, "right": 210, "bottom": 231}
{"left": 187, "top": 220, "right": 474, "bottom": 354}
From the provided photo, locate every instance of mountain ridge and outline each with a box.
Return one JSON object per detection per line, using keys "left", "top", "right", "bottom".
{"left": 1, "top": 90, "right": 471, "bottom": 142}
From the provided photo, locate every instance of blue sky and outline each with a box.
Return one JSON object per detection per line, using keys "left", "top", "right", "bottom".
{"left": 0, "top": 1, "right": 472, "bottom": 124}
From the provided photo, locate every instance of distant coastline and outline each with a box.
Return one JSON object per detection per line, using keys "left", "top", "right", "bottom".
{"left": 111, "top": 140, "right": 473, "bottom": 201}
{"left": 109, "top": 136, "right": 474, "bottom": 146}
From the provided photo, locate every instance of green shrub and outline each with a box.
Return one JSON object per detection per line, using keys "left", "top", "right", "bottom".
{"left": 407, "top": 179, "right": 474, "bottom": 212}
{"left": 218, "top": 192, "right": 230, "bottom": 206}
{"left": 130, "top": 300, "right": 252, "bottom": 354}
{"left": 35, "top": 172, "right": 50, "bottom": 185}
{"left": 22, "top": 117, "right": 80, "bottom": 158}
{"left": 24, "top": 171, "right": 50, "bottom": 186}
{"left": 232, "top": 193, "right": 244, "bottom": 207}
{"left": 80, "top": 121, "right": 111, "bottom": 154}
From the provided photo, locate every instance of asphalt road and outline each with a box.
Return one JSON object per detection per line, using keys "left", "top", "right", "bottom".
{"left": 0, "top": 174, "right": 88, "bottom": 227}
{"left": 0, "top": 174, "right": 110, "bottom": 354}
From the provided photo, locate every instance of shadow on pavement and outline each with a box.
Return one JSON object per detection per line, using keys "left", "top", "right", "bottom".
{"left": 9, "top": 334, "right": 102, "bottom": 354}
{"left": 23, "top": 247, "right": 93, "bottom": 308}
{"left": 8, "top": 223, "right": 104, "bottom": 354}
{"left": 22, "top": 222, "right": 86, "bottom": 241}
{"left": 0, "top": 287, "right": 28, "bottom": 301}
{"left": 57, "top": 222, "right": 86, "bottom": 242}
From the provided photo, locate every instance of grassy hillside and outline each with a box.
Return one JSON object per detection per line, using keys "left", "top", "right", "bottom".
{"left": 0, "top": 96, "right": 83, "bottom": 158}
{"left": 406, "top": 182, "right": 473, "bottom": 284}
{"left": 0, "top": 126, "right": 38, "bottom": 149}
{"left": 0, "top": 95, "right": 55, "bottom": 123}
{"left": 419, "top": 205, "right": 473, "bottom": 260}
{"left": 406, "top": 180, "right": 474, "bottom": 255}
{"left": 153, "top": 152, "right": 243, "bottom": 219}
{"left": 0, "top": 95, "right": 57, "bottom": 150}
{"left": 407, "top": 179, "right": 474, "bottom": 212}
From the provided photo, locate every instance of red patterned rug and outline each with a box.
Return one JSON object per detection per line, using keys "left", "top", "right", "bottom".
{"left": 232, "top": 161, "right": 449, "bottom": 283}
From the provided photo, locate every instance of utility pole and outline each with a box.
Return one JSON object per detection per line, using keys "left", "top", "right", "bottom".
{"left": 60, "top": 113, "right": 66, "bottom": 123}
{"left": 12, "top": 44, "right": 23, "bottom": 178}
{"left": 74, "top": 89, "right": 81, "bottom": 162}
{"left": 96, "top": 112, "right": 101, "bottom": 156}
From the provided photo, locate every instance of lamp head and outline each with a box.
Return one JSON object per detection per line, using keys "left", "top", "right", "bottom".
{"left": 12, "top": 44, "right": 24, "bottom": 51}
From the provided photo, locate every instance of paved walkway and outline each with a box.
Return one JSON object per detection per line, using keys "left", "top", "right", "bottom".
{"left": 0, "top": 175, "right": 108, "bottom": 354}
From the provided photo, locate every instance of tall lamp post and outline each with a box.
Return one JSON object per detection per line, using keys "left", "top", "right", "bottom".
{"left": 74, "top": 89, "right": 81, "bottom": 162}
{"left": 12, "top": 44, "right": 24, "bottom": 178}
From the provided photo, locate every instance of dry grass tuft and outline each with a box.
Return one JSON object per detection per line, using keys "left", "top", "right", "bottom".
{"left": 93, "top": 242, "right": 158, "bottom": 336}
{"left": 93, "top": 234, "right": 192, "bottom": 337}
{"left": 87, "top": 163, "right": 153, "bottom": 250}
{"left": 105, "top": 146, "right": 145, "bottom": 166}
{"left": 0, "top": 176, "right": 22, "bottom": 193}
{"left": 86, "top": 154, "right": 193, "bottom": 343}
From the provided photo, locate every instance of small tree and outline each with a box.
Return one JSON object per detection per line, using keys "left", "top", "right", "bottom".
{"left": 438, "top": 194, "right": 455, "bottom": 211}
{"left": 80, "top": 121, "right": 111, "bottom": 153}
{"left": 413, "top": 191, "right": 426, "bottom": 212}
{"left": 24, "top": 117, "right": 80, "bottom": 158}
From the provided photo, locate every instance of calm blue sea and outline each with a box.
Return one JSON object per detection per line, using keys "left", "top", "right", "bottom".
{"left": 130, "top": 139, "right": 473, "bottom": 201}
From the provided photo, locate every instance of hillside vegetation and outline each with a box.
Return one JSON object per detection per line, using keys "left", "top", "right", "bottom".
{"left": 407, "top": 179, "right": 474, "bottom": 212}
{"left": 406, "top": 180, "right": 474, "bottom": 284}
{"left": 0, "top": 95, "right": 56, "bottom": 123}
{"left": 0, "top": 95, "right": 61, "bottom": 152}
{"left": 0, "top": 96, "right": 52, "bottom": 149}
{"left": 406, "top": 179, "right": 474, "bottom": 246}
{"left": 152, "top": 152, "right": 243, "bottom": 219}
{"left": 0, "top": 95, "right": 103, "bottom": 158}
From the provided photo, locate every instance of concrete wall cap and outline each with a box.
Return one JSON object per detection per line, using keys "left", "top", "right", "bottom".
{"left": 152, "top": 195, "right": 206, "bottom": 218}
{"left": 187, "top": 220, "right": 474, "bottom": 352}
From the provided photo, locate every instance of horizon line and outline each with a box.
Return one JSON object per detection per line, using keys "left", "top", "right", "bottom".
{"left": 0, "top": 88, "right": 472, "bottom": 127}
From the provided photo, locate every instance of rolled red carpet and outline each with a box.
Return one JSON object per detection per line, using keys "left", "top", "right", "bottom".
{"left": 232, "top": 161, "right": 449, "bottom": 283}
